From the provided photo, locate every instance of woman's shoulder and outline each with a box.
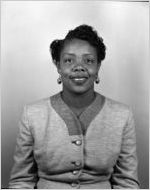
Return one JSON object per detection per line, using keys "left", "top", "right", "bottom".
{"left": 26, "top": 97, "right": 50, "bottom": 109}
{"left": 24, "top": 93, "right": 59, "bottom": 114}
{"left": 98, "top": 93, "right": 132, "bottom": 114}
{"left": 100, "top": 94, "right": 134, "bottom": 122}
{"left": 106, "top": 97, "right": 129, "bottom": 110}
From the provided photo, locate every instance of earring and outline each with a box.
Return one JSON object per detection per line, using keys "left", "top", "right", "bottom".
{"left": 95, "top": 75, "right": 100, "bottom": 84}
{"left": 57, "top": 75, "right": 62, "bottom": 84}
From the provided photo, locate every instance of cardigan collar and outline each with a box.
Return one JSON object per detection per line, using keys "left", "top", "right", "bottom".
{"left": 50, "top": 91, "right": 106, "bottom": 136}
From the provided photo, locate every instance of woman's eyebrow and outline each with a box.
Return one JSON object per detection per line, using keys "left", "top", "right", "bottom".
{"left": 83, "top": 53, "right": 94, "bottom": 56}
{"left": 62, "top": 53, "right": 94, "bottom": 56}
{"left": 62, "top": 53, "right": 75, "bottom": 56}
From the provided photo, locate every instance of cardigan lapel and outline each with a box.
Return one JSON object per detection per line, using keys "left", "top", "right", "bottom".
{"left": 50, "top": 92, "right": 82, "bottom": 136}
{"left": 50, "top": 92, "right": 105, "bottom": 136}
{"left": 79, "top": 93, "right": 106, "bottom": 135}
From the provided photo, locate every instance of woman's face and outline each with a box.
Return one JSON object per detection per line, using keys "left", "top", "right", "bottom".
{"left": 57, "top": 39, "right": 100, "bottom": 94}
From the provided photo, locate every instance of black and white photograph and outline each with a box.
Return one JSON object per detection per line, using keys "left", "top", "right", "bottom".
{"left": 1, "top": 0, "right": 149, "bottom": 189}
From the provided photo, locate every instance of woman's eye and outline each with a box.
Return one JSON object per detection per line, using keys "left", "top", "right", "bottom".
{"left": 86, "top": 58, "right": 94, "bottom": 64}
{"left": 64, "top": 58, "right": 73, "bottom": 64}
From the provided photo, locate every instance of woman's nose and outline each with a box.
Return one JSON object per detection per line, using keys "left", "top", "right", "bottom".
{"left": 72, "top": 65, "right": 86, "bottom": 72}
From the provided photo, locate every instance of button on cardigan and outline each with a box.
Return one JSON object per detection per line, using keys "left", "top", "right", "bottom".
{"left": 8, "top": 92, "right": 139, "bottom": 189}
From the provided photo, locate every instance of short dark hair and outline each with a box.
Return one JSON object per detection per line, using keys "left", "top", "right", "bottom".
{"left": 50, "top": 24, "right": 106, "bottom": 65}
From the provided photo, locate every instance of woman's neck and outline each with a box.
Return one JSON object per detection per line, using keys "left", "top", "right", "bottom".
{"left": 61, "top": 89, "right": 96, "bottom": 109}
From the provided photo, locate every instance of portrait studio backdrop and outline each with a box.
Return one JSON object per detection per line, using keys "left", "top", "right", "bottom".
{"left": 1, "top": 1, "right": 149, "bottom": 188}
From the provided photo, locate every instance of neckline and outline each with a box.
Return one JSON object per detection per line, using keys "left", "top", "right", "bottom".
{"left": 50, "top": 91, "right": 107, "bottom": 136}
{"left": 60, "top": 91, "right": 98, "bottom": 118}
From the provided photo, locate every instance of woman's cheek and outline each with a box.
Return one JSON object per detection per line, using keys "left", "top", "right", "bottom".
{"left": 60, "top": 67, "right": 70, "bottom": 78}
{"left": 62, "top": 71, "right": 70, "bottom": 79}
{"left": 61, "top": 72, "right": 72, "bottom": 84}
{"left": 88, "top": 68, "right": 97, "bottom": 78}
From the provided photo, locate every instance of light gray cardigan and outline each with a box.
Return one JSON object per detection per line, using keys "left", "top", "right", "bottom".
{"left": 9, "top": 92, "right": 139, "bottom": 189}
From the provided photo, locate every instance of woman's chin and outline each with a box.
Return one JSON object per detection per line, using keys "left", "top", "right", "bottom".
{"left": 69, "top": 86, "right": 93, "bottom": 95}
{"left": 63, "top": 80, "right": 94, "bottom": 95}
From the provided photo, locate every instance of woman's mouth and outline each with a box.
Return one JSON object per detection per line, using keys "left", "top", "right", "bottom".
{"left": 72, "top": 78, "right": 87, "bottom": 83}
{"left": 70, "top": 76, "right": 88, "bottom": 84}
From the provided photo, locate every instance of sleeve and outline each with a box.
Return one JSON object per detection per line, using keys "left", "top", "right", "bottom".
{"left": 8, "top": 106, "right": 38, "bottom": 189}
{"left": 110, "top": 109, "right": 140, "bottom": 189}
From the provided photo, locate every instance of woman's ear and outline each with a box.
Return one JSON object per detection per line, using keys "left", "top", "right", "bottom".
{"left": 97, "top": 62, "right": 101, "bottom": 71}
{"left": 56, "top": 62, "right": 61, "bottom": 74}
{"left": 53, "top": 59, "right": 61, "bottom": 73}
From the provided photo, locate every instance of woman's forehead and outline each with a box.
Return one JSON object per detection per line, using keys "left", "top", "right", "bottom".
{"left": 61, "top": 39, "right": 97, "bottom": 55}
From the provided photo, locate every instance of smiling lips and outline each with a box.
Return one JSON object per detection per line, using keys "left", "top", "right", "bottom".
{"left": 69, "top": 74, "right": 89, "bottom": 84}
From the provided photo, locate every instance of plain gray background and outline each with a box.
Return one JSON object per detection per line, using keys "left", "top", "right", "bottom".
{"left": 1, "top": 1, "right": 149, "bottom": 188}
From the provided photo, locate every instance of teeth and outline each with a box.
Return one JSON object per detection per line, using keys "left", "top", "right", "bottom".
{"left": 74, "top": 78, "right": 85, "bottom": 81}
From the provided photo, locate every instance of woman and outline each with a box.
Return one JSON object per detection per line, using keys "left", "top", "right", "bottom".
{"left": 9, "top": 24, "right": 139, "bottom": 189}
